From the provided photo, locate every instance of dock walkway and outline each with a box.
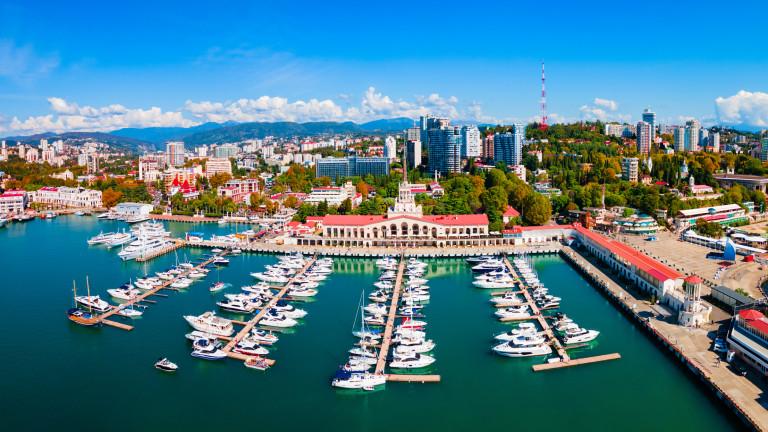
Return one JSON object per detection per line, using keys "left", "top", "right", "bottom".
{"left": 96, "top": 253, "right": 224, "bottom": 330}
{"left": 374, "top": 255, "right": 406, "bottom": 375}
{"left": 221, "top": 257, "right": 317, "bottom": 364}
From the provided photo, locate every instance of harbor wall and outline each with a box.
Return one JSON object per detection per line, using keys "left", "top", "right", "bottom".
{"left": 560, "top": 247, "right": 761, "bottom": 431}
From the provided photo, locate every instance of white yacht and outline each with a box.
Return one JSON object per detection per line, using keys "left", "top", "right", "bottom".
{"left": 509, "top": 333, "right": 547, "bottom": 347}
{"left": 490, "top": 293, "right": 524, "bottom": 306}
{"left": 251, "top": 272, "right": 289, "bottom": 284}
{"left": 494, "top": 323, "right": 538, "bottom": 341}
{"left": 495, "top": 305, "right": 532, "bottom": 320}
{"left": 389, "top": 352, "right": 435, "bottom": 369}
{"left": 260, "top": 309, "right": 297, "bottom": 328}
{"left": 118, "top": 237, "right": 173, "bottom": 261}
{"left": 331, "top": 371, "right": 386, "bottom": 390}
{"left": 183, "top": 311, "right": 234, "bottom": 337}
{"left": 107, "top": 287, "right": 142, "bottom": 301}
{"left": 234, "top": 340, "right": 270, "bottom": 356}
{"left": 394, "top": 339, "right": 435, "bottom": 354}
{"left": 74, "top": 295, "right": 112, "bottom": 313}
{"left": 248, "top": 329, "right": 279, "bottom": 345}
{"left": 217, "top": 298, "right": 259, "bottom": 314}
{"left": 364, "top": 303, "right": 387, "bottom": 315}
{"left": 287, "top": 286, "right": 318, "bottom": 298}
{"left": 562, "top": 327, "right": 600, "bottom": 345}
{"left": 106, "top": 232, "right": 134, "bottom": 248}
{"left": 492, "top": 341, "right": 552, "bottom": 357}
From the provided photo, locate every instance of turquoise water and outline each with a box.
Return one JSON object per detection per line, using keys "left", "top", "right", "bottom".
{"left": 0, "top": 217, "right": 740, "bottom": 431}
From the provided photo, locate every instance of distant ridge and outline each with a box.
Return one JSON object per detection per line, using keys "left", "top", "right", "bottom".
{"left": 110, "top": 122, "right": 227, "bottom": 145}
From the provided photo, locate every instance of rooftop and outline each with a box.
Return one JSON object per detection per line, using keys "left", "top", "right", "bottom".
{"left": 713, "top": 173, "right": 768, "bottom": 183}
{"left": 738, "top": 309, "right": 768, "bottom": 335}
{"left": 322, "top": 213, "right": 489, "bottom": 227}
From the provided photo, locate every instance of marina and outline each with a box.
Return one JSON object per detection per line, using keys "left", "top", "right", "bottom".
{"left": 0, "top": 217, "right": 747, "bottom": 431}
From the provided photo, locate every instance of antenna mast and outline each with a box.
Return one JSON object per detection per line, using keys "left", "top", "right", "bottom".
{"left": 539, "top": 62, "right": 548, "bottom": 130}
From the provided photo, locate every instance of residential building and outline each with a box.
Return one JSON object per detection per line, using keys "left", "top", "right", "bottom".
{"left": 304, "top": 182, "right": 360, "bottom": 207}
{"left": 213, "top": 144, "right": 240, "bottom": 159}
{"left": 710, "top": 132, "right": 721, "bottom": 153}
{"left": 636, "top": 121, "right": 651, "bottom": 155}
{"left": 384, "top": 136, "right": 397, "bottom": 161}
{"left": 31, "top": 186, "right": 103, "bottom": 208}
{"left": 761, "top": 137, "right": 768, "bottom": 162}
{"left": 0, "top": 141, "right": 7, "bottom": 161}
{"left": 642, "top": 108, "right": 656, "bottom": 143}
{"left": 315, "top": 156, "right": 390, "bottom": 182}
{"left": 166, "top": 141, "right": 185, "bottom": 167}
{"left": 482, "top": 134, "right": 495, "bottom": 160}
{"left": 217, "top": 178, "right": 261, "bottom": 204}
{"left": 622, "top": 157, "right": 639, "bottom": 182}
{"left": 684, "top": 120, "right": 700, "bottom": 152}
{"left": 205, "top": 157, "right": 233, "bottom": 177}
{"left": 509, "top": 164, "right": 527, "bottom": 183}
{"left": 604, "top": 123, "right": 635, "bottom": 138}
{"left": 460, "top": 125, "right": 482, "bottom": 158}
{"left": 196, "top": 145, "right": 208, "bottom": 158}
{"left": 406, "top": 140, "right": 422, "bottom": 169}
{"left": 405, "top": 127, "right": 420, "bottom": 142}
{"left": 428, "top": 127, "right": 462, "bottom": 176}
{"left": 493, "top": 124, "right": 524, "bottom": 166}
{"left": 0, "top": 190, "right": 28, "bottom": 214}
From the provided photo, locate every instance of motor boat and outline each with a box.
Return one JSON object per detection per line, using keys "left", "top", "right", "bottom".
{"left": 154, "top": 358, "right": 178, "bottom": 372}
{"left": 353, "top": 330, "right": 382, "bottom": 340}
{"left": 106, "top": 232, "right": 134, "bottom": 248}
{"left": 249, "top": 329, "right": 279, "bottom": 345}
{"left": 74, "top": 297, "right": 108, "bottom": 313}
{"left": 394, "top": 339, "right": 435, "bottom": 354}
{"left": 107, "top": 287, "right": 142, "bottom": 301}
{"left": 217, "top": 298, "right": 259, "bottom": 314}
{"left": 399, "top": 317, "right": 427, "bottom": 329}
{"left": 171, "top": 278, "right": 193, "bottom": 289}
{"left": 494, "top": 323, "right": 538, "bottom": 341}
{"left": 473, "top": 275, "right": 516, "bottom": 289}
{"left": 187, "top": 270, "right": 207, "bottom": 279}
{"left": 562, "top": 327, "right": 600, "bottom": 345}
{"left": 466, "top": 255, "right": 496, "bottom": 264}
{"left": 364, "top": 315, "right": 386, "bottom": 326}
{"left": 183, "top": 311, "right": 234, "bottom": 337}
{"left": 356, "top": 335, "right": 381, "bottom": 348}
{"left": 251, "top": 272, "right": 289, "bottom": 284}
{"left": 260, "top": 309, "right": 298, "bottom": 328}
{"left": 190, "top": 339, "right": 227, "bottom": 360}
{"left": 331, "top": 371, "right": 386, "bottom": 390}
{"left": 156, "top": 271, "right": 175, "bottom": 281}
{"left": 67, "top": 308, "right": 99, "bottom": 326}
{"left": 368, "top": 290, "right": 389, "bottom": 303}
{"left": 212, "top": 256, "right": 230, "bottom": 266}
{"left": 116, "top": 305, "right": 143, "bottom": 318}
{"left": 509, "top": 333, "right": 547, "bottom": 347}
{"left": 400, "top": 291, "right": 430, "bottom": 302}
{"left": 234, "top": 339, "right": 270, "bottom": 356}
{"left": 348, "top": 346, "right": 378, "bottom": 358}
{"left": 389, "top": 352, "right": 435, "bottom": 369}
{"left": 495, "top": 305, "right": 531, "bottom": 320}
{"left": 134, "top": 278, "right": 161, "bottom": 290}
{"left": 364, "top": 303, "right": 387, "bottom": 315}
{"left": 374, "top": 280, "right": 394, "bottom": 290}
{"left": 87, "top": 232, "right": 113, "bottom": 245}
{"left": 209, "top": 281, "right": 227, "bottom": 292}
{"left": 185, "top": 330, "right": 217, "bottom": 342}
{"left": 271, "top": 301, "right": 307, "bottom": 319}
{"left": 472, "top": 261, "right": 506, "bottom": 273}
{"left": 341, "top": 359, "right": 373, "bottom": 372}
{"left": 492, "top": 341, "right": 552, "bottom": 357}
{"left": 287, "top": 286, "right": 318, "bottom": 298}
{"left": 490, "top": 294, "right": 524, "bottom": 307}
{"left": 244, "top": 357, "right": 271, "bottom": 371}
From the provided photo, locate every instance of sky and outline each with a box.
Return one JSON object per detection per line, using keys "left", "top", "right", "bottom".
{"left": 1, "top": 0, "right": 767, "bottom": 136}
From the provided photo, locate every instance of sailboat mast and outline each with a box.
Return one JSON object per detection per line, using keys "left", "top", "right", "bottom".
{"left": 72, "top": 280, "right": 77, "bottom": 307}
{"left": 86, "top": 276, "right": 92, "bottom": 313}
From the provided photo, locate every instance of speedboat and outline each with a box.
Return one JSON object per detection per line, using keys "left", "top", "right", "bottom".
{"left": 331, "top": 371, "right": 386, "bottom": 390}
{"left": 217, "top": 298, "right": 259, "bottom": 314}
{"left": 260, "top": 309, "right": 297, "bottom": 328}
{"left": 271, "top": 301, "right": 307, "bottom": 319}
{"left": 209, "top": 281, "right": 227, "bottom": 292}
{"left": 154, "top": 358, "right": 178, "bottom": 372}
{"left": 251, "top": 272, "right": 289, "bottom": 284}
{"left": 234, "top": 340, "right": 270, "bottom": 356}
{"left": 495, "top": 305, "right": 531, "bottom": 320}
{"left": 244, "top": 357, "right": 271, "bottom": 371}
{"left": 190, "top": 339, "right": 227, "bottom": 360}
{"left": 494, "top": 323, "right": 538, "bottom": 341}
{"left": 183, "top": 311, "right": 234, "bottom": 337}
{"left": 562, "top": 327, "right": 600, "bottom": 345}
{"left": 394, "top": 339, "right": 435, "bottom": 354}
{"left": 212, "top": 256, "right": 230, "bottom": 266}
{"left": 364, "top": 303, "right": 387, "bottom": 315}
{"left": 389, "top": 353, "right": 435, "bottom": 369}
{"left": 67, "top": 308, "right": 99, "bottom": 326}
{"left": 287, "top": 286, "right": 318, "bottom": 298}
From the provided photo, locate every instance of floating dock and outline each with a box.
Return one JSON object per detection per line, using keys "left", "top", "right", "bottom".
{"left": 220, "top": 256, "right": 318, "bottom": 366}
{"left": 502, "top": 255, "right": 620, "bottom": 371}
{"left": 93, "top": 252, "right": 225, "bottom": 330}
{"left": 135, "top": 239, "right": 186, "bottom": 262}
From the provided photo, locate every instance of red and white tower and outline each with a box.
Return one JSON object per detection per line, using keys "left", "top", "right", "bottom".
{"left": 539, "top": 62, "right": 548, "bottom": 130}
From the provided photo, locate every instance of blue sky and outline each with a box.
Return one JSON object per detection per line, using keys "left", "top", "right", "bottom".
{"left": 1, "top": 0, "right": 767, "bottom": 136}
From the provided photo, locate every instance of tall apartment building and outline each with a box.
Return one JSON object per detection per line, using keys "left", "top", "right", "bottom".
{"left": 427, "top": 127, "right": 462, "bottom": 176}
{"left": 684, "top": 120, "right": 701, "bottom": 152}
{"left": 605, "top": 123, "right": 635, "bottom": 138}
{"left": 482, "top": 134, "right": 495, "bottom": 160}
{"left": 405, "top": 127, "right": 421, "bottom": 142}
{"left": 406, "top": 140, "right": 422, "bottom": 169}
{"left": 460, "top": 125, "right": 482, "bottom": 158}
{"left": 673, "top": 127, "right": 686, "bottom": 152}
{"left": 493, "top": 124, "right": 525, "bottom": 166}
{"left": 622, "top": 157, "right": 639, "bottom": 182}
{"left": 205, "top": 157, "right": 233, "bottom": 177}
{"left": 636, "top": 121, "right": 652, "bottom": 155}
{"left": 761, "top": 137, "right": 768, "bottom": 162}
{"left": 384, "top": 136, "right": 397, "bottom": 161}
{"left": 166, "top": 141, "right": 185, "bottom": 167}
{"left": 642, "top": 108, "right": 656, "bottom": 143}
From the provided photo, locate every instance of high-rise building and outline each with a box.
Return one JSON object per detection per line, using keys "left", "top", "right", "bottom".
{"left": 166, "top": 141, "right": 185, "bottom": 167}
{"left": 673, "top": 127, "right": 685, "bottom": 152}
{"left": 761, "top": 137, "right": 768, "bottom": 162}
{"left": 419, "top": 115, "right": 448, "bottom": 152}
{"left": 205, "top": 157, "right": 233, "bottom": 177}
{"left": 642, "top": 108, "right": 656, "bottom": 143}
{"left": 384, "top": 136, "right": 397, "bottom": 161}
{"left": 622, "top": 157, "right": 639, "bottom": 182}
{"left": 316, "top": 156, "right": 390, "bottom": 182}
{"left": 460, "top": 125, "right": 482, "bottom": 158}
{"left": 482, "top": 134, "right": 494, "bottom": 160}
{"left": 405, "top": 127, "right": 420, "bottom": 142}
{"left": 493, "top": 124, "right": 525, "bottom": 166}
{"left": 684, "top": 120, "right": 701, "bottom": 152}
{"left": 427, "top": 127, "right": 462, "bottom": 176}
{"left": 605, "top": 123, "right": 635, "bottom": 138}
{"left": 213, "top": 144, "right": 239, "bottom": 159}
{"left": 711, "top": 132, "right": 723, "bottom": 153}
{"left": 636, "top": 121, "right": 652, "bottom": 155}
{"left": 406, "top": 140, "right": 422, "bottom": 169}
{"left": 699, "top": 129, "right": 710, "bottom": 149}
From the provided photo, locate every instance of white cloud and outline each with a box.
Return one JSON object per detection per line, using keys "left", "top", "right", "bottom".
{"left": 5, "top": 97, "right": 194, "bottom": 135}
{"left": 0, "top": 39, "right": 59, "bottom": 83}
{"left": 715, "top": 90, "right": 768, "bottom": 127}
{"left": 593, "top": 98, "right": 618, "bottom": 111}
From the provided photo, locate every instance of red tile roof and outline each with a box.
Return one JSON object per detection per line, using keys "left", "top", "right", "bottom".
{"left": 684, "top": 275, "right": 703, "bottom": 284}
{"left": 322, "top": 213, "right": 488, "bottom": 227}
{"left": 739, "top": 309, "right": 768, "bottom": 335}
{"left": 573, "top": 224, "right": 682, "bottom": 282}
{"left": 503, "top": 206, "right": 520, "bottom": 218}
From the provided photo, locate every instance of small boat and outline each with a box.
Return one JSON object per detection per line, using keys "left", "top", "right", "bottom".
{"left": 183, "top": 311, "right": 234, "bottom": 337}
{"left": 190, "top": 339, "right": 227, "bottom": 360}
{"left": 492, "top": 341, "right": 552, "bottom": 357}
{"left": 67, "top": 308, "right": 99, "bottom": 326}
{"left": 211, "top": 248, "right": 224, "bottom": 253}
{"left": 389, "top": 352, "right": 435, "bottom": 369}
{"left": 331, "top": 370, "right": 386, "bottom": 390}
{"left": 562, "top": 327, "right": 600, "bottom": 345}
{"left": 154, "top": 358, "right": 178, "bottom": 372}
{"left": 209, "top": 281, "right": 226, "bottom": 292}
{"left": 234, "top": 340, "right": 270, "bottom": 356}
{"left": 260, "top": 309, "right": 298, "bottom": 328}
{"left": 212, "top": 256, "right": 230, "bottom": 266}
{"left": 107, "top": 286, "right": 142, "bottom": 301}
{"left": 116, "top": 304, "right": 143, "bottom": 318}
{"left": 244, "top": 357, "right": 271, "bottom": 371}
{"left": 494, "top": 323, "right": 538, "bottom": 341}
{"left": 75, "top": 295, "right": 112, "bottom": 313}
{"left": 249, "top": 329, "right": 279, "bottom": 345}
{"left": 217, "top": 298, "right": 258, "bottom": 314}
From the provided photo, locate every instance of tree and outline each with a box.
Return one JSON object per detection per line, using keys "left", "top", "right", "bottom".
{"left": 209, "top": 173, "right": 232, "bottom": 190}
{"left": 356, "top": 180, "right": 370, "bottom": 197}
{"left": 102, "top": 188, "right": 123, "bottom": 208}
{"left": 284, "top": 195, "right": 299, "bottom": 209}
{"left": 338, "top": 198, "right": 353, "bottom": 215}
{"left": 522, "top": 193, "right": 552, "bottom": 226}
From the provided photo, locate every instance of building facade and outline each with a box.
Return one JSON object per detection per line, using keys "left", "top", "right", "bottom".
{"left": 166, "top": 141, "right": 185, "bottom": 167}
{"left": 427, "top": 127, "right": 462, "bottom": 176}
{"left": 315, "top": 156, "right": 390, "bottom": 182}
{"left": 493, "top": 124, "right": 524, "bottom": 166}
{"left": 31, "top": 186, "right": 103, "bottom": 208}
{"left": 642, "top": 108, "right": 656, "bottom": 143}
{"left": 0, "top": 190, "right": 28, "bottom": 214}
{"left": 636, "top": 121, "right": 651, "bottom": 155}
{"left": 406, "top": 140, "right": 422, "bottom": 168}
{"left": 461, "top": 125, "right": 482, "bottom": 158}
{"left": 622, "top": 157, "right": 639, "bottom": 182}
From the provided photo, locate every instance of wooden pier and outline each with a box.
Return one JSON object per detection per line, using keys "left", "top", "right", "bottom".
{"left": 93, "top": 252, "right": 224, "bottom": 329}
{"left": 502, "top": 255, "right": 621, "bottom": 371}
{"left": 220, "top": 256, "right": 318, "bottom": 366}
{"left": 374, "top": 254, "right": 406, "bottom": 375}
{"left": 385, "top": 374, "right": 442, "bottom": 383}
{"left": 135, "top": 239, "right": 186, "bottom": 262}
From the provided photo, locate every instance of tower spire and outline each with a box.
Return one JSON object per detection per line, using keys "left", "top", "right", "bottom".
{"left": 539, "top": 62, "right": 548, "bottom": 130}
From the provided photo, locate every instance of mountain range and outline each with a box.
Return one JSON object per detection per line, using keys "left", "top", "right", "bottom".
{"left": 4, "top": 117, "right": 416, "bottom": 153}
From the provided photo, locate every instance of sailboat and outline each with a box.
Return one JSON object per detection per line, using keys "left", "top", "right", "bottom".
{"left": 67, "top": 280, "right": 100, "bottom": 326}
{"left": 209, "top": 267, "right": 226, "bottom": 292}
